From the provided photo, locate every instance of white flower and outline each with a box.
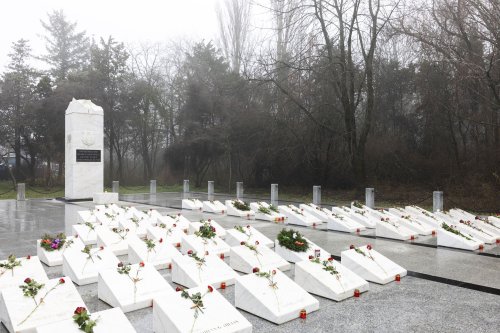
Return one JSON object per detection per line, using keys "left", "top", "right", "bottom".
{"left": 292, "top": 233, "right": 297, "bottom": 239}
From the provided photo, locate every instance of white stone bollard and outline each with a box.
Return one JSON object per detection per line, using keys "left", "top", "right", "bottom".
{"left": 271, "top": 184, "right": 278, "bottom": 206}
{"left": 150, "top": 180, "right": 157, "bottom": 194}
{"left": 433, "top": 191, "right": 443, "bottom": 212}
{"left": 208, "top": 181, "right": 214, "bottom": 201}
{"left": 236, "top": 182, "right": 244, "bottom": 199}
{"left": 313, "top": 185, "right": 321, "bottom": 206}
{"left": 112, "top": 181, "right": 119, "bottom": 193}
{"left": 183, "top": 180, "right": 189, "bottom": 193}
{"left": 365, "top": 188, "right": 375, "bottom": 209}
{"left": 17, "top": 183, "right": 25, "bottom": 201}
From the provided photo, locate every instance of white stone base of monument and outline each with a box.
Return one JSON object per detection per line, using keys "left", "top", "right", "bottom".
{"left": 0, "top": 276, "right": 84, "bottom": 333}
{"left": 274, "top": 238, "right": 330, "bottom": 263}
{"left": 37, "top": 237, "right": 85, "bottom": 266}
{"left": 384, "top": 211, "right": 435, "bottom": 236}
{"left": 146, "top": 224, "right": 185, "bottom": 248}
{"left": 375, "top": 220, "right": 417, "bottom": 240}
{"left": 225, "top": 200, "right": 255, "bottom": 219}
{"left": 181, "top": 235, "right": 230, "bottom": 258}
{"left": 189, "top": 220, "right": 226, "bottom": 239}
{"left": 202, "top": 201, "right": 226, "bottom": 214}
{"left": 225, "top": 226, "right": 274, "bottom": 248}
{"left": 0, "top": 256, "right": 48, "bottom": 291}
{"left": 437, "top": 228, "right": 483, "bottom": 250}
{"left": 93, "top": 192, "right": 119, "bottom": 205}
{"left": 72, "top": 223, "right": 99, "bottom": 245}
{"left": 446, "top": 212, "right": 500, "bottom": 239}
{"left": 235, "top": 269, "right": 319, "bottom": 325}
{"left": 157, "top": 214, "right": 191, "bottom": 233}
{"left": 452, "top": 223, "right": 497, "bottom": 244}
{"left": 230, "top": 245, "right": 291, "bottom": 273}
{"left": 299, "top": 203, "right": 330, "bottom": 223}
{"left": 327, "top": 215, "right": 365, "bottom": 233}
{"left": 473, "top": 221, "right": 500, "bottom": 239}
{"left": 77, "top": 210, "right": 97, "bottom": 224}
{"left": 250, "top": 202, "right": 286, "bottom": 222}
{"left": 62, "top": 246, "right": 119, "bottom": 285}
{"left": 119, "top": 219, "right": 148, "bottom": 238}
{"left": 98, "top": 263, "right": 176, "bottom": 313}
{"left": 294, "top": 259, "right": 369, "bottom": 301}
{"left": 278, "top": 205, "right": 317, "bottom": 227}
{"left": 171, "top": 255, "right": 237, "bottom": 288}
{"left": 333, "top": 206, "right": 377, "bottom": 228}
{"left": 341, "top": 246, "right": 407, "bottom": 284}
{"left": 153, "top": 287, "right": 252, "bottom": 333}
{"left": 96, "top": 226, "right": 133, "bottom": 256}
{"left": 128, "top": 235, "right": 182, "bottom": 269}
{"left": 35, "top": 307, "right": 135, "bottom": 333}
{"left": 181, "top": 198, "right": 204, "bottom": 211}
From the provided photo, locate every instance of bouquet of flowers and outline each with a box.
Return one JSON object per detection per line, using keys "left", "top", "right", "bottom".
{"left": 232, "top": 200, "right": 251, "bottom": 211}
{"left": 40, "top": 233, "right": 68, "bottom": 252}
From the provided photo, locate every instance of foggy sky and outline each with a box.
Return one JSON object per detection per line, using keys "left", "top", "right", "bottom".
{"left": 0, "top": 0, "right": 222, "bottom": 70}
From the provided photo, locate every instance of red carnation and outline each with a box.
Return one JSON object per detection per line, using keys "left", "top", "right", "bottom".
{"left": 139, "top": 262, "right": 145, "bottom": 267}
{"left": 246, "top": 225, "right": 250, "bottom": 229}
{"left": 159, "top": 238, "right": 163, "bottom": 243}
{"left": 175, "top": 286, "right": 182, "bottom": 292}
{"left": 173, "top": 224, "right": 177, "bottom": 227}
{"left": 26, "top": 255, "right": 31, "bottom": 260}
{"left": 367, "top": 244, "right": 372, "bottom": 250}
{"left": 252, "top": 267, "right": 260, "bottom": 273}
{"left": 187, "top": 250, "right": 193, "bottom": 255}
{"left": 118, "top": 262, "right": 124, "bottom": 267}
{"left": 308, "top": 255, "right": 313, "bottom": 259}
{"left": 24, "top": 278, "right": 32, "bottom": 284}
{"left": 59, "top": 278, "right": 65, "bottom": 284}
{"left": 207, "top": 285, "right": 213, "bottom": 293}
{"left": 255, "top": 241, "right": 259, "bottom": 245}
{"left": 100, "top": 246, "right": 104, "bottom": 250}
{"left": 240, "top": 241, "right": 246, "bottom": 245}
{"left": 349, "top": 244, "right": 355, "bottom": 249}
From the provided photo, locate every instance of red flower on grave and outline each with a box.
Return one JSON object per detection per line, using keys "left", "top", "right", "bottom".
{"left": 173, "top": 224, "right": 177, "bottom": 227}
{"left": 240, "top": 241, "right": 246, "bottom": 245}
{"left": 139, "top": 262, "right": 145, "bottom": 267}
{"left": 24, "top": 278, "right": 32, "bottom": 284}
{"left": 328, "top": 257, "right": 334, "bottom": 261}
{"left": 252, "top": 267, "right": 260, "bottom": 273}
{"left": 349, "top": 244, "right": 355, "bottom": 249}
{"left": 308, "top": 255, "right": 314, "bottom": 259}
{"left": 187, "top": 250, "right": 193, "bottom": 255}
{"left": 177, "top": 213, "right": 181, "bottom": 216}
{"left": 205, "top": 251, "right": 209, "bottom": 255}
{"left": 272, "top": 270, "right": 276, "bottom": 275}
{"left": 100, "top": 246, "right": 104, "bottom": 250}
{"left": 59, "top": 278, "right": 65, "bottom": 284}
{"left": 208, "top": 219, "right": 211, "bottom": 222}
{"left": 159, "top": 238, "right": 163, "bottom": 243}
{"left": 207, "top": 285, "right": 213, "bottom": 293}
{"left": 26, "top": 255, "right": 31, "bottom": 260}
{"left": 74, "top": 307, "right": 86, "bottom": 315}
{"left": 118, "top": 262, "right": 123, "bottom": 267}
{"left": 255, "top": 241, "right": 259, "bottom": 245}
{"left": 175, "top": 286, "right": 183, "bottom": 292}
{"left": 246, "top": 225, "right": 250, "bottom": 229}
{"left": 366, "top": 244, "right": 372, "bottom": 250}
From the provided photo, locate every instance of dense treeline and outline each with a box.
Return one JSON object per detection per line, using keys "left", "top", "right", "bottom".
{"left": 0, "top": 1, "right": 499, "bottom": 201}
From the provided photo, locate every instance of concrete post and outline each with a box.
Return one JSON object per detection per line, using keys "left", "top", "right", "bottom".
{"left": 271, "top": 184, "right": 278, "bottom": 206}
{"left": 112, "top": 181, "right": 119, "bottom": 193}
{"left": 150, "top": 180, "right": 157, "bottom": 194}
{"left": 236, "top": 182, "right": 244, "bottom": 199}
{"left": 365, "top": 188, "right": 375, "bottom": 209}
{"left": 313, "top": 186, "right": 321, "bottom": 205}
{"left": 183, "top": 180, "right": 189, "bottom": 193}
{"left": 208, "top": 181, "right": 214, "bottom": 201}
{"left": 433, "top": 191, "right": 443, "bottom": 212}
{"left": 17, "top": 183, "right": 25, "bottom": 201}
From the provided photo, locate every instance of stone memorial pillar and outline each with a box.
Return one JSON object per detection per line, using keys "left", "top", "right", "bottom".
{"left": 17, "top": 183, "right": 25, "bottom": 201}
{"left": 112, "top": 181, "right": 119, "bottom": 193}
{"left": 313, "top": 185, "right": 321, "bottom": 205}
{"left": 208, "top": 181, "right": 214, "bottom": 201}
{"left": 65, "top": 99, "right": 104, "bottom": 200}
{"left": 183, "top": 180, "right": 190, "bottom": 193}
{"left": 236, "top": 182, "right": 244, "bottom": 199}
{"left": 433, "top": 191, "right": 443, "bottom": 212}
{"left": 150, "top": 180, "right": 157, "bottom": 194}
{"left": 271, "top": 184, "right": 278, "bottom": 206}
{"left": 365, "top": 188, "right": 375, "bottom": 209}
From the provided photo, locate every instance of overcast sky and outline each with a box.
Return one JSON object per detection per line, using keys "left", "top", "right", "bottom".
{"left": 0, "top": 0, "right": 225, "bottom": 71}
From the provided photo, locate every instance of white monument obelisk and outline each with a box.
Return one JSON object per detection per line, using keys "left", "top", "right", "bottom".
{"left": 65, "top": 99, "right": 104, "bottom": 200}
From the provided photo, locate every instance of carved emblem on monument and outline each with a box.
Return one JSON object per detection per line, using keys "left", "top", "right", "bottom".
{"left": 81, "top": 131, "right": 96, "bottom": 147}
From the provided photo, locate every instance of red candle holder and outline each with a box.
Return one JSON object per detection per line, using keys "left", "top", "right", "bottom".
{"left": 354, "top": 289, "right": 360, "bottom": 297}
{"left": 356, "top": 228, "right": 360, "bottom": 233}
{"left": 395, "top": 274, "right": 401, "bottom": 282}
{"left": 479, "top": 244, "right": 484, "bottom": 250}
{"left": 168, "top": 263, "right": 172, "bottom": 270}
{"left": 220, "top": 282, "right": 226, "bottom": 289}
{"left": 410, "top": 235, "right": 415, "bottom": 240}
{"left": 220, "top": 253, "right": 225, "bottom": 259}
{"left": 432, "top": 230, "right": 436, "bottom": 236}
{"left": 299, "top": 309, "right": 307, "bottom": 319}
{"left": 496, "top": 239, "right": 500, "bottom": 244}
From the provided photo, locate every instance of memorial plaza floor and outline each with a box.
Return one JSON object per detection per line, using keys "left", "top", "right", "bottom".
{"left": 0, "top": 194, "right": 499, "bottom": 332}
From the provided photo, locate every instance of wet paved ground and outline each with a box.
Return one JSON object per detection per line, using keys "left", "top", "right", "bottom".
{"left": 1, "top": 195, "right": 499, "bottom": 332}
